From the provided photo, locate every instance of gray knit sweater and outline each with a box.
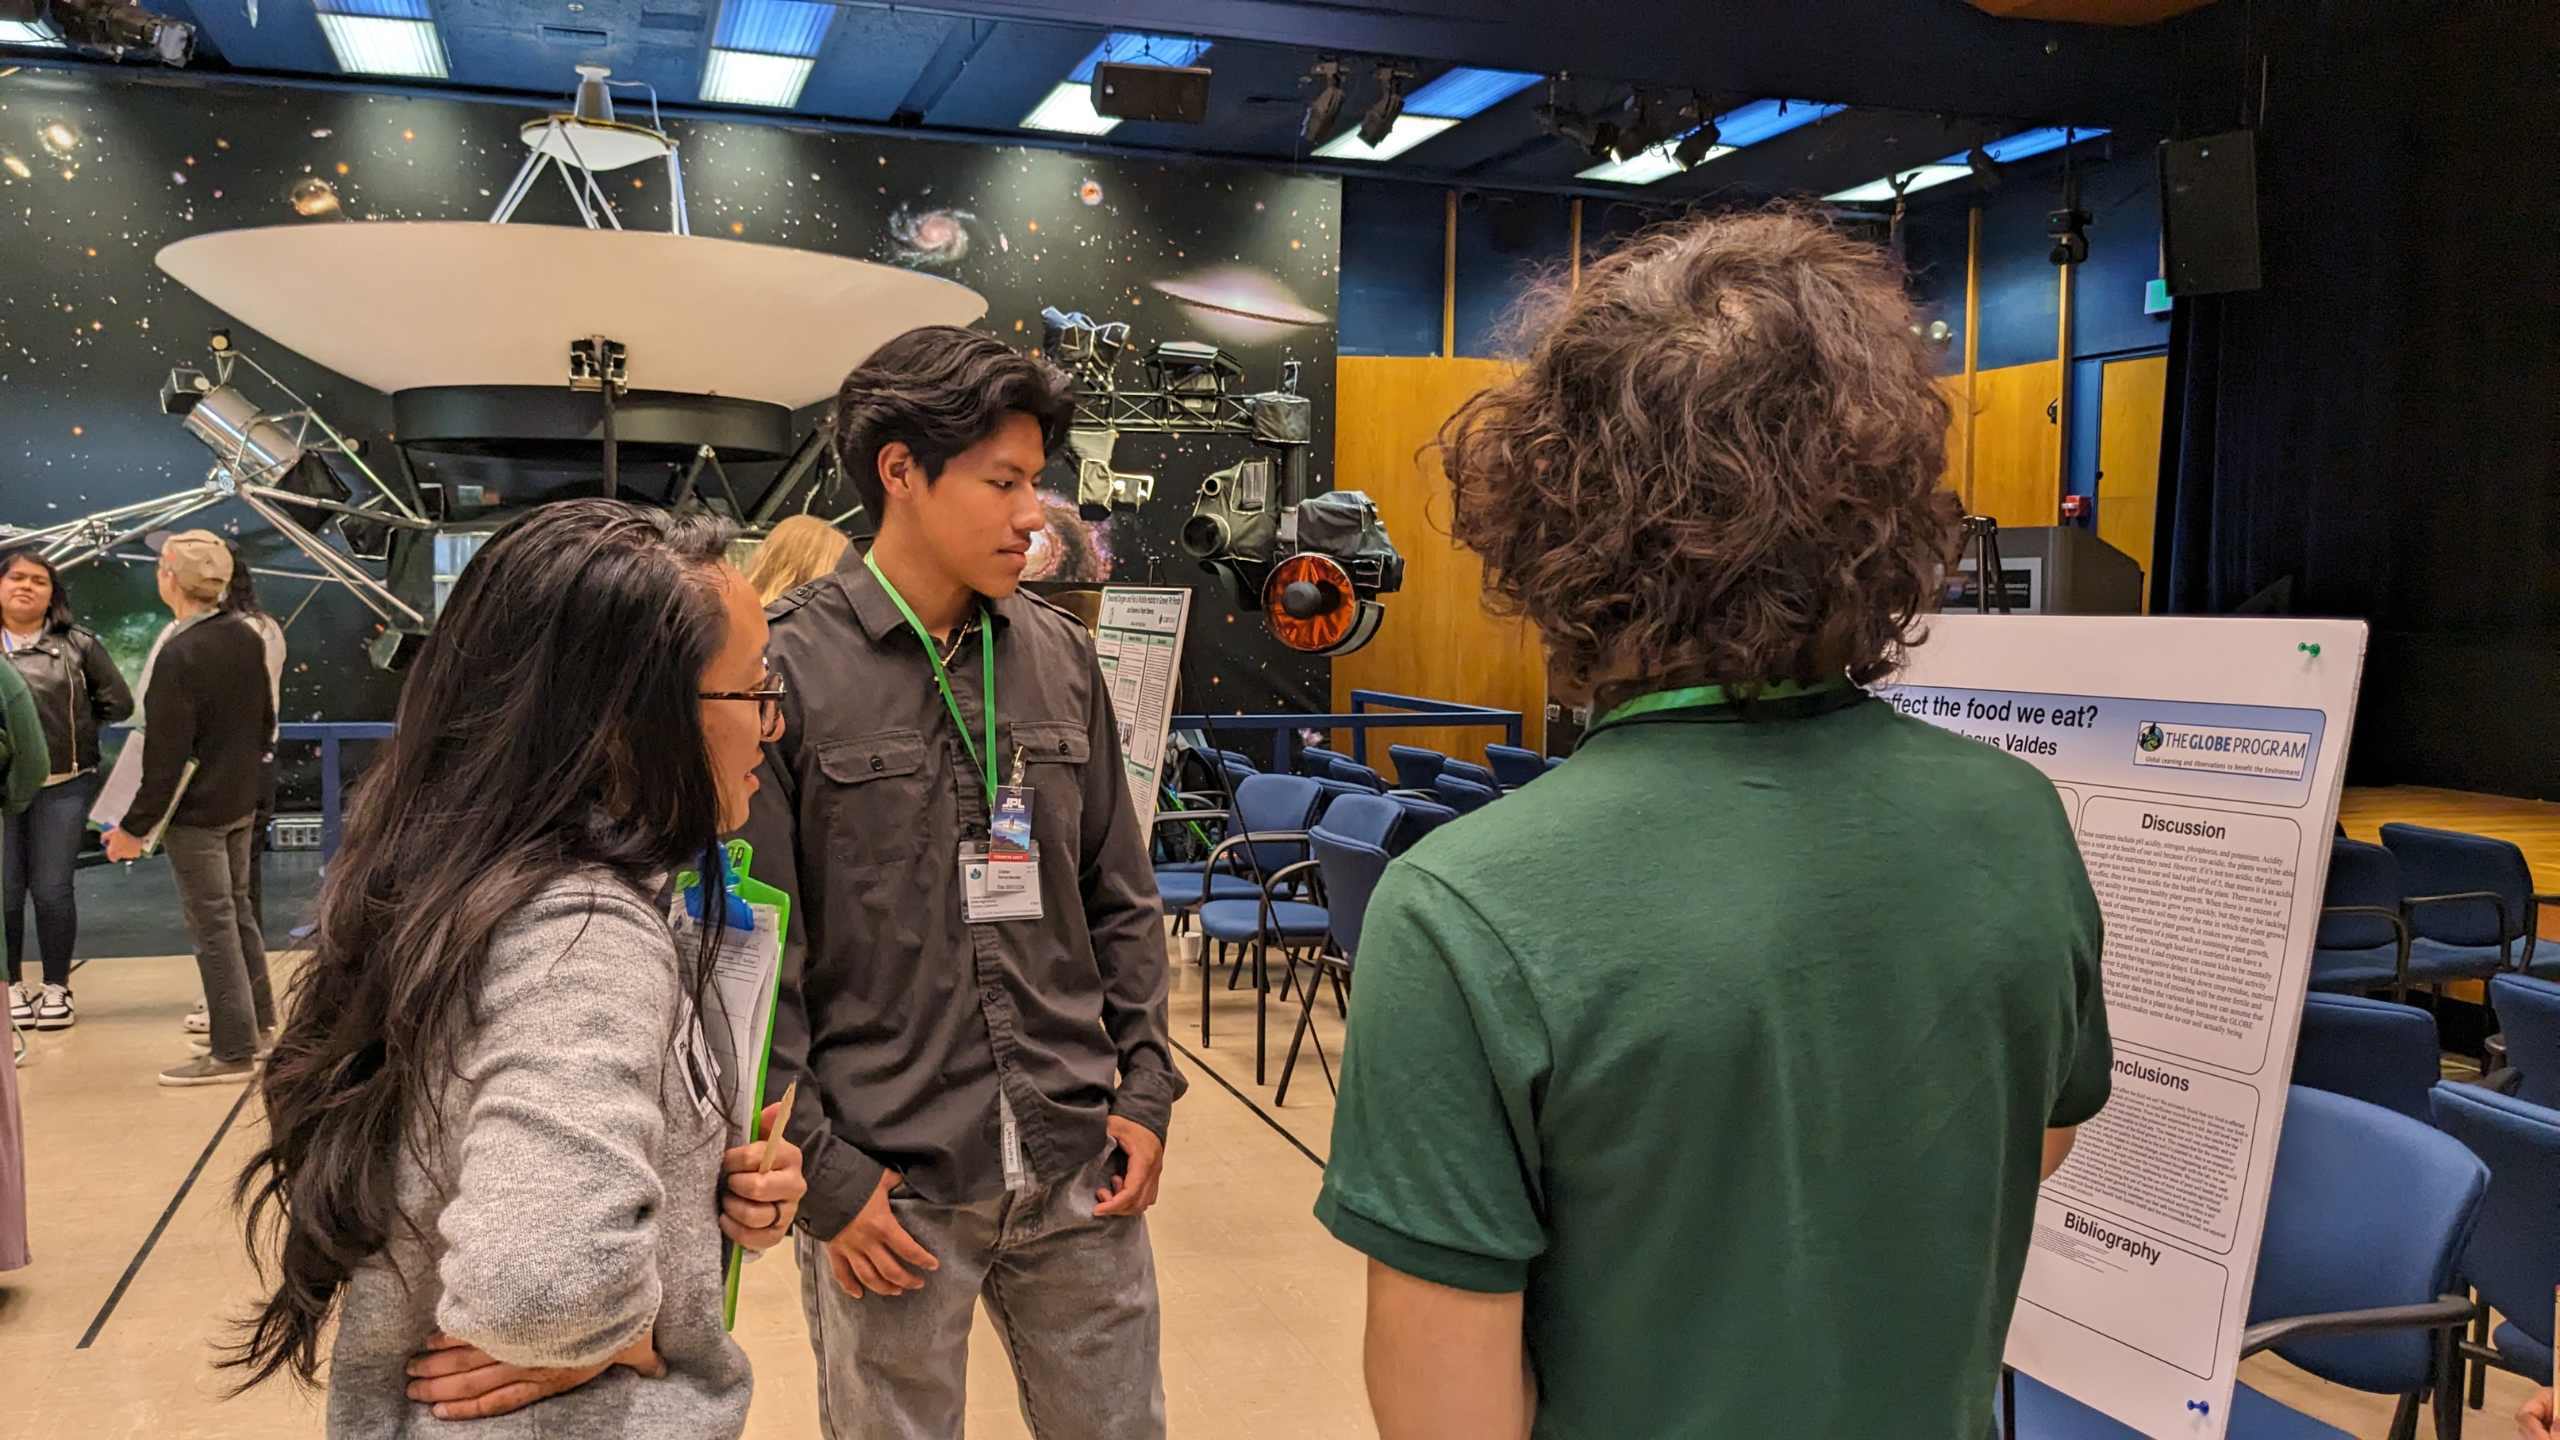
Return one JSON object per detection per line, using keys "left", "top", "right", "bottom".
{"left": 325, "top": 874, "right": 753, "bottom": 1437}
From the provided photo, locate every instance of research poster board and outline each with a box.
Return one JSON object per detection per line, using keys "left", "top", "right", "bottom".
{"left": 1882, "top": 613, "right": 2368, "bottom": 1439}
{"left": 1094, "top": 587, "right": 1192, "bottom": 830}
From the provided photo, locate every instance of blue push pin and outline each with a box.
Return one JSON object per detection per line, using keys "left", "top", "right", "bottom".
{"left": 2187, "top": 1399, "right": 2212, "bottom": 1415}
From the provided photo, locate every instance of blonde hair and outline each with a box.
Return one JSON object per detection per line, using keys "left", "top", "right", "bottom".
{"left": 744, "top": 515, "right": 851, "bottom": 605}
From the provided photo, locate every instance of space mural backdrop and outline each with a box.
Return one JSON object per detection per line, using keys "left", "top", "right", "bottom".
{"left": 0, "top": 65, "right": 1341, "bottom": 789}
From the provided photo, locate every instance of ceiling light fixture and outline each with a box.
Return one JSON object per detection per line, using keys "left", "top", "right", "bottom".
{"left": 1825, "top": 125, "right": 2105, "bottom": 203}
{"left": 313, "top": 0, "right": 444, "bottom": 78}
{"left": 1301, "top": 56, "right": 1344, "bottom": 146}
{"left": 1578, "top": 96, "right": 1842, "bottom": 185}
{"left": 1357, "top": 60, "right": 1410, "bottom": 147}
{"left": 698, "top": 0, "right": 832, "bottom": 108}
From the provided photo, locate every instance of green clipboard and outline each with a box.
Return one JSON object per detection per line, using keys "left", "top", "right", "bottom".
{"left": 675, "top": 837, "right": 792, "bottom": 1330}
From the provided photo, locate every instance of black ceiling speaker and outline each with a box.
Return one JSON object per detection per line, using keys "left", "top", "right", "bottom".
{"left": 1092, "top": 62, "right": 1212, "bottom": 124}
{"left": 2158, "top": 130, "right": 2262, "bottom": 297}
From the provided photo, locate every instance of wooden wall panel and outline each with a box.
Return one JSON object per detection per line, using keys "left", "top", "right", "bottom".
{"left": 1329, "top": 356, "right": 1547, "bottom": 764}
{"left": 2096, "top": 354, "right": 2169, "bottom": 605}
{"left": 1968, "top": 359, "right": 2063, "bottom": 529}
{"left": 1937, "top": 373, "right": 1973, "bottom": 508}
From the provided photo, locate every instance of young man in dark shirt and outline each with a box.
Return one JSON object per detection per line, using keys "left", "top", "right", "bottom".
{"left": 106, "top": 530, "right": 277, "bottom": 1086}
{"left": 745, "top": 327, "right": 1183, "bottom": 1439}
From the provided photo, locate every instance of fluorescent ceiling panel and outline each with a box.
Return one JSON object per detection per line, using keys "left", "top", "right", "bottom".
{"left": 1824, "top": 126, "right": 2110, "bottom": 203}
{"left": 1020, "top": 80, "right": 1121, "bottom": 135}
{"left": 1403, "top": 67, "right": 1540, "bottom": 120}
{"left": 0, "top": 19, "right": 63, "bottom": 45}
{"left": 1067, "top": 32, "right": 1211, "bottom": 84}
{"left": 1312, "top": 114, "right": 1460, "bottom": 161}
{"left": 699, "top": 47, "right": 814, "bottom": 107}
{"left": 712, "top": 0, "right": 832, "bottom": 57}
{"left": 315, "top": 14, "right": 448, "bottom": 78}
{"left": 320, "top": 0, "right": 432, "bottom": 18}
{"left": 1576, "top": 97, "right": 1845, "bottom": 185}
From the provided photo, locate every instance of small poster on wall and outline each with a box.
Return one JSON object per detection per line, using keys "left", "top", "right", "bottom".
{"left": 1095, "top": 587, "right": 1192, "bottom": 829}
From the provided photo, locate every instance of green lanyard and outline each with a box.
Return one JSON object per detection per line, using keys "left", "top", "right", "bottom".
{"left": 865, "top": 552, "right": 997, "bottom": 808}
{"left": 1592, "top": 678, "right": 1839, "bottom": 731}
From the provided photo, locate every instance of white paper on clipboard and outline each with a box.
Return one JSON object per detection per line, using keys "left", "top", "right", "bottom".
{"left": 1092, "top": 587, "right": 1192, "bottom": 829}
{"left": 680, "top": 899, "right": 784, "bottom": 1154}
{"left": 89, "top": 736, "right": 142, "bottom": 829}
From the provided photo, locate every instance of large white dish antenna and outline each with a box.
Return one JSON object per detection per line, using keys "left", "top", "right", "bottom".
{"left": 156, "top": 222, "right": 987, "bottom": 410}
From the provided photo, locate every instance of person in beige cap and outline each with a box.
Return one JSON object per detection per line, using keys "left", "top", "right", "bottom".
{"left": 104, "top": 529, "right": 277, "bottom": 1085}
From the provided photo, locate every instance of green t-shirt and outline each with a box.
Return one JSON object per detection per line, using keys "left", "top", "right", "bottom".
{"left": 1316, "top": 693, "right": 2110, "bottom": 1440}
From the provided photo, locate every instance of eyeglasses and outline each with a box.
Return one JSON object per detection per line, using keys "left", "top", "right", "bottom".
{"left": 701, "top": 670, "right": 788, "bottom": 740}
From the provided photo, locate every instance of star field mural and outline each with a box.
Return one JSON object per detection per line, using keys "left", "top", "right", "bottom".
{"left": 0, "top": 65, "right": 1341, "bottom": 788}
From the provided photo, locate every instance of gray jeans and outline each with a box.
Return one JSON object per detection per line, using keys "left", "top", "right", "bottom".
{"left": 795, "top": 1149, "right": 1166, "bottom": 1440}
{"left": 163, "top": 820, "right": 273, "bottom": 1062}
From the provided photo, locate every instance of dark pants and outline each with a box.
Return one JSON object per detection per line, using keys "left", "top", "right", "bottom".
{"left": 3, "top": 772, "right": 96, "bottom": 989}
{"left": 249, "top": 755, "right": 276, "bottom": 928}
{"left": 164, "top": 820, "right": 274, "bottom": 1062}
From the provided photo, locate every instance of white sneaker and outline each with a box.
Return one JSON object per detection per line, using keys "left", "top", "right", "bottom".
{"left": 6, "top": 984, "right": 28, "bottom": 1027}
{"left": 183, "top": 1002, "right": 210, "bottom": 1034}
{"left": 33, "top": 984, "right": 72, "bottom": 1030}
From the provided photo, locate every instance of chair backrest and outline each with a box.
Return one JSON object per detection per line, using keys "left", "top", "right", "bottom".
{"left": 1484, "top": 744, "right": 1546, "bottom": 789}
{"left": 1433, "top": 772, "right": 1498, "bottom": 815}
{"left": 1297, "top": 744, "right": 1348, "bottom": 779}
{"left": 1544, "top": 756, "right": 1564, "bottom": 774}
{"left": 1232, "top": 773, "right": 1320, "bottom": 876}
{"left": 1324, "top": 755, "right": 1390, "bottom": 794}
{"left": 2318, "top": 838, "right": 2404, "bottom": 951}
{"left": 2429, "top": 1082, "right": 2560, "bottom": 1358}
{"left": 2492, "top": 974, "right": 2560, "bottom": 1110}
{"left": 2291, "top": 993, "right": 2440, "bottom": 1121}
{"left": 1218, "top": 755, "right": 1259, "bottom": 799}
{"left": 1311, "top": 777, "right": 1373, "bottom": 825}
{"left": 1439, "top": 758, "right": 1497, "bottom": 789}
{"left": 1386, "top": 795, "right": 1456, "bottom": 855}
{"left": 1309, "top": 803, "right": 1398, "bottom": 959}
{"left": 1387, "top": 744, "right": 1448, "bottom": 790}
{"left": 2380, "top": 822, "right": 2532, "bottom": 945}
{"left": 2252, "top": 1085, "right": 2487, "bottom": 1390}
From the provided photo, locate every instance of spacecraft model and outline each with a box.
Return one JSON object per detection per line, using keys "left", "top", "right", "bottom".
{"left": 0, "top": 63, "right": 990, "bottom": 667}
{"left": 1041, "top": 306, "right": 1403, "bottom": 656}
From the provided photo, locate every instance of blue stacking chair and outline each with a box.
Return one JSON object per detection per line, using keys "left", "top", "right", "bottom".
{"left": 1273, "top": 794, "right": 1401, "bottom": 1106}
{"left": 2489, "top": 974, "right": 2560, "bottom": 1110}
{"left": 1297, "top": 744, "right": 1350, "bottom": 778}
{"left": 2292, "top": 993, "right": 2441, "bottom": 1122}
{"left": 1439, "top": 758, "right": 1497, "bottom": 790}
{"left": 1322, "top": 755, "right": 1391, "bottom": 794}
{"left": 2313, "top": 838, "right": 2413, "bottom": 1000}
{"left": 1182, "top": 773, "right": 1319, "bottom": 1048}
{"left": 1387, "top": 744, "right": 1448, "bottom": 791}
{"left": 1385, "top": 795, "right": 1456, "bottom": 855}
{"left": 1484, "top": 744, "right": 1547, "bottom": 790}
{"left": 1544, "top": 755, "right": 1564, "bottom": 774}
{"left": 2430, "top": 1083, "right": 2560, "bottom": 1407}
{"left": 2380, "top": 823, "right": 2549, "bottom": 985}
{"left": 2005, "top": 1086, "right": 2486, "bottom": 1440}
{"left": 1433, "top": 771, "right": 1498, "bottom": 815}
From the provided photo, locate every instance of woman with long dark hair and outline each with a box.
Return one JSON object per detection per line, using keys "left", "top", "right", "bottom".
{"left": 0, "top": 545, "right": 134, "bottom": 1031}
{"left": 227, "top": 500, "right": 806, "bottom": 1434}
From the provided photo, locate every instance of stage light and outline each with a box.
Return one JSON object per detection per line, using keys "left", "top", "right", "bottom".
{"left": 1609, "top": 92, "right": 1668, "bottom": 163}
{"left": 2047, "top": 206, "right": 2090, "bottom": 266}
{"left": 1357, "top": 61, "right": 1408, "bottom": 148}
{"left": 1311, "top": 114, "right": 1455, "bottom": 161}
{"left": 1674, "top": 117, "right": 1721, "bottom": 171}
{"left": 1301, "top": 57, "right": 1344, "bottom": 146}
{"left": 1968, "top": 143, "right": 2002, "bottom": 188}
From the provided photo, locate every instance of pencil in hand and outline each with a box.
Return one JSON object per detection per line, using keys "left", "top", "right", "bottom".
{"left": 759, "top": 1080, "right": 799, "bottom": 1175}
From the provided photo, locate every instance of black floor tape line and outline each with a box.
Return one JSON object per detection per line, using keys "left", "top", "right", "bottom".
{"left": 78, "top": 1083, "right": 253, "bottom": 1349}
{"left": 1169, "top": 1037, "right": 1325, "bottom": 1170}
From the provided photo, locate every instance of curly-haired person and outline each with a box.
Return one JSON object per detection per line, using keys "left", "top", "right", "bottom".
{"left": 1314, "top": 210, "right": 2113, "bottom": 1440}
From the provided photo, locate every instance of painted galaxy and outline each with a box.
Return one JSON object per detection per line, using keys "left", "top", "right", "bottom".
{"left": 0, "top": 64, "right": 1342, "bottom": 778}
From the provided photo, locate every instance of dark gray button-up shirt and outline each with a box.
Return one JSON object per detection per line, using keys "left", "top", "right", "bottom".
{"left": 744, "top": 550, "right": 1183, "bottom": 1233}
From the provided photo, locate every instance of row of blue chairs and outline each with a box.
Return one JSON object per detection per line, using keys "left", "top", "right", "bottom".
{"left": 2318, "top": 824, "right": 2560, "bottom": 1000}
{"left": 1150, "top": 775, "right": 1434, "bottom": 1091}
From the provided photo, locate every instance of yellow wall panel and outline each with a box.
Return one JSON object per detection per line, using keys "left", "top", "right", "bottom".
{"left": 1968, "top": 360, "right": 2063, "bottom": 529}
{"left": 1329, "top": 356, "right": 1547, "bottom": 763}
{"left": 2096, "top": 354, "right": 2169, "bottom": 605}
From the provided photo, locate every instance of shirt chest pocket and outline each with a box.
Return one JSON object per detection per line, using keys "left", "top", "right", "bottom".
{"left": 1007, "top": 719, "right": 1090, "bottom": 854}
{"left": 814, "top": 729, "right": 931, "bottom": 864}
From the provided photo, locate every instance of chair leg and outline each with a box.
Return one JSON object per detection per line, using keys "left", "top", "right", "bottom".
{"left": 1199, "top": 935, "right": 1212, "bottom": 1046}
{"left": 2386, "top": 1390, "right": 2419, "bottom": 1440}
{"left": 2468, "top": 1306, "right": 2488, "bottom": 1409}
{"left": 1275, "top": 973, "right": 1322, "bottom": 1107}
{"left": 1254, "top": 940, "right": 1268, "bottom": 1086}
{"left": 2430, "top": 1324, "right": 2462, "bottom": 1440}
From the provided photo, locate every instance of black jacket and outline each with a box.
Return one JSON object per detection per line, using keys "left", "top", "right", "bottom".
{"left": 2, "top": 623, "right": 132, "bottom": 777}
{"left": 118, "top": 611, "right": 272, "bottom": 835}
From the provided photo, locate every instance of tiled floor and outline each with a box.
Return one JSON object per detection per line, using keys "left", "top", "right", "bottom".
{"left": 1, "top": 934, "right": 2541, "bottom": 1438}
